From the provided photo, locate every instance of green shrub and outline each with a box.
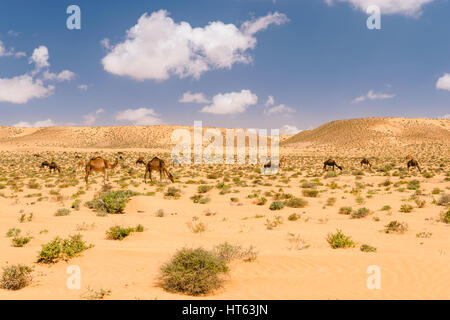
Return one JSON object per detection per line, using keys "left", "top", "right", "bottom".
{"left": 269, "top": 201, "right": 285, "bottom": 210}
{"left": 285, "top": 197, "right": 308, "bottom": 208}
{"left": 12, "top": 235, "right": 32, "bottom": 247}
{"left": 338, "top": 206, "right": 353, "bottom": 215}
{"left": 437, "top": 194, "right": 450, "bottom": 206}
{"left": 441, "top": 209, "right": 450, "bottom": 224}
{"left": 6, "top": 228, "right": 21, "bottom": 238}
{"left": 165, "top": 187, "right": 181, "bottom": 198}
{"left": 106, "top": 225, "right": 135, "bottom": 240}
{"left": 86, "top": 190, "right": 139, "bottom": 214}
{"left": 160, "top": 248, "right": 228, "bottom": 296}
{"left": 400, "top": 204, "right": 414, "bottom": 213}
{"left": 351, "top": 207, "right": 370, "bottom": 219}
{"left": 288, "top": 213, "right": 300, "bottom": 221}
{"left": 0, "top": 264, "right": 33, "bottom": 290}
{"left": 384, "top": 221, "right": 408, "bottom": 234}
{"left": 302, "top": 189, "right": 319, "bottom": 197}
{"left": 213, "top": 242, "right": 258, "bottom": 262}
{"left": 198, "top": 185, "right": 213, "bottom": 194}
{"left": 326, "top": 230, "right": 355, "bottom": 249}
{"left": 37, "top": 234, "right": 93, "bottom": 263}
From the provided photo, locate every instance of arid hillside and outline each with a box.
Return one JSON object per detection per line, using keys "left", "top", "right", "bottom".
{"left": 0, "top": 126, "right": 292, "bottom": 150}
{"left": 283, "top": 117, "right": 450, "bottom": 147}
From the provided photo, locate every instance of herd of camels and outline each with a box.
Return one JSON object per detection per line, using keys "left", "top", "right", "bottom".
{"left": 38, "top": 154, "right": 422, "bottom": 185}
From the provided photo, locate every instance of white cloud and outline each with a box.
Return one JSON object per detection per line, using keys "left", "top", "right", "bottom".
{"left": 13, "top": 118, "right": 55, "bottom": 127}
{"left": 0, "top": 75, "right": 54, "bottom": 104}
{"left": 436, "top": 73, "right": 450, "bottom": 91}
{"left": 83, "top": 108, "right": 105, "bottom": 125}
{"left": 352, "top": 89, "right": 396, "bottom": 103}
{"left": 280, "top": 125, "right": 301, "bottom": 135}
{"left": 102, "top": 10, "right": 288, "bottom": 81}
{"left": 0, "top": 40, "right": 25, "bottom": 57}
{"left": 42, "top": 70, "right": 76, "bottom": 82}
{"left": 265, "top": 95, "right": 275, "bottom": 107}
{"left": 265, "top": 104, "right": 295, "bottom": 115}
{"left": 78, "top": 84, "right": 89, "bottom": 91}
{"left": 179, "top": 91, "right": 210, "bottom": 103}
{"left": 29, "top": 45, "right": 50, "bottom": 70}
{"left": 116, "top": 107, "right": 163, "bottom": 125}
{"left": 200, "top": 89, "right": 258, "bottom": 115}
{"left": 324, "top": 0, "right": 434, "bottom": 16}
{"left": 7, "top": 30, "right": 21, "bottom": 37}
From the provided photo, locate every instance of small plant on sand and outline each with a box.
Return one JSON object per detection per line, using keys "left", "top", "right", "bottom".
{"left": 6, "top": 228, "right": 21, "bottom": 238}
{"left": 165, "top": 187, "right": 181, "bottom": 199}
{"left": 326, "top": 230, "right": 355, "bottom": 249}
{"left": 256, "top": 197, "right": 267, "bottom": 205}
{"left": 384, "top": 221, "right": 408, "bottom": 234}
{"left": 302, "top": 189, "right": 319, "bottom": 198}
{"left": 55, "top": 208, "right": 71, "bottom": 216}
{"left": 12, "top": 235, "right": 32, "bottom": 247}
{"left": 351, "top": 207, "right": 370, "bottom": 219}
{"left": 81, "top": 286, "right": 112, "bottom": 300}
{"left": 436, "top": 194, "right": 450, "bottom": 206}
{"left": 399, "top": 204, "right": 414, "bottom": 213}
{"left": 198, "top": 185, "right": 213, "bottom": 194}
{"left": 265, "top": 216, "right": 283, "bottom": 230}
{"left": 213, "top": 242, "right": 258, "bottom": 262}
{"left": 269, "top": 201, "right": 285, "bottom": 210}
{"left": 338, "top": 206, "right": 353, "bottom": 215}
{"left": 440, "top": 209, "right": 450, "bottom": 224}
{"left": 381, "top": 205, "right": 391, "bottom": 211}
{"left": 105, "top": 225, "right": 135, "bottom": 240}
{"left": 37, "top": 234, "right": 93, "bottom": 263}
{"left": 360, "top": 244, "right": 377, "bottom": 252}
{"left": 285, "top": 197, "right": 308, "bottom": 208}
{"left": 416, "top": 232, "right": 432, "bottom": 238}
{"left": 159, "top": 247, "right": 228, "bottom": 296}
{"left": 288, "top": 213, "right": 300, "bottom": 221}
{"left": 85, "top": 190, "right": 139, "bottom": 214}
{"left": 0, "top": 264, "right": 33, "bottom": 290}
{"left": 71, "top": 199, "right": 81, "bottom": 210}
{"left": 187, "top": 221, "right": 207, "bottom": 233}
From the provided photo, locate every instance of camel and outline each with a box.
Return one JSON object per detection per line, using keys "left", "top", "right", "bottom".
{"left": 144, "top": 157, "right": 174, "bottom": 183}
{"left": 323, "top": 159, "right": 343, "bottom": 171}
{"left": 264, "top": 160, "right": 272, "bottom": 168}
{"left": 136, "top": 156, "right": 146, "bottom": 165}
{"left": 49, "top": 162, "right": 61, "bottom": 173}
{"left": 41, "top": 161, "right": 50, "bottom": 169}
{"left": 407, "top": 158, "right": 421, "bottom": 173}
{"left": 360, "top": 158, "right": 372, "bottom": 169}
{"left": 85, "top": 157, "right": 119, "bottom": 184}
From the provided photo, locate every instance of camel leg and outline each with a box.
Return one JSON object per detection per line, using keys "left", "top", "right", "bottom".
{"left": 160, "top": 169, "right": 163, "bottom": 182}
{"left": 85, "top": 166, "right": 90, "bottom": 184}
{"left": 103, "top": 169, "right": 107, "bottom": 184}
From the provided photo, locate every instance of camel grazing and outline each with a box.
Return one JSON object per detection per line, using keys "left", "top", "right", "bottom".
{"left": 407, "top": 158, "right": 421, "bottom": 173}
{"left": 136, "top": 156, "right": 146, "bottom": 165}
{"left": 264, "top": 160, "right": 272, "bottom": 168}
{"left": 323, "top": 159, "right": 343, "bottom": 171}
{"left": 360, "top": 158, "right": 372, "bottom": 169}
{"left": 41, "top": 161, "right": 50, "bottom": 169}
{"left": 144, "top": 157, "right": 174, "bottom": 183}
{"left": 85, "top": 157, "right": 119, "bottom": 184}
{"left": 49, "top": 162, "right": 61, "bottom": 173}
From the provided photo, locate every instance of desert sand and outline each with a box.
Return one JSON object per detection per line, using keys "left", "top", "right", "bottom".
{"left": 0, "top": 117, "right": 449, "bottom": 300}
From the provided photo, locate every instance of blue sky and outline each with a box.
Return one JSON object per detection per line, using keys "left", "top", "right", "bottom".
{"left": 0, "top": 0, "right": 449, "bottom": 133}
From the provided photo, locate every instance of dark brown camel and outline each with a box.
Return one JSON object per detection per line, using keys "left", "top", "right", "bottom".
{"left": 48, "top": 162, "right": 61, "bottom": 173}
{"left": 360, "top": 158, "right": 372, "bottom": 169}
{"left": 41, "top": 161, "right": 50, "bottom": 169}
{"left": 85, "top": 157, "right": 119, "bottom": 184}
{"left": 323, "top": 159, "right": 343, "bottom": 171}
{"left": 144, "top": 157, "right": 174, "bottom": 183}
{"left": 407, "top": 158, "right": 421, "bottom": 173}
{"left": 136, "top": 156, "right": 146, "bottom": 165}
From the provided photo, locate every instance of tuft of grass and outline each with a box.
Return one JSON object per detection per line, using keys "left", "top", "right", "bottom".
{"left": 326, "top": 230, "right": 355, "bottom": 249}
{"left": 436, "top": 194, "right": 450, "bottom": 206}
{"left": 360, "top": 244, "right": 377, "bottom": 252}
{"left": 440, "top": 209, "right": 450, "bottom": 224}
{"left": 37, "top": 234, "right": 93, "bottom": 263}
{"left": 302, "top": 189, "right": 319, "bottom": 197}
{"left": 12, "top": 235, "right": 32, "bottom": 247}
{"left": 213, "top": 242, "right": 258, "bottom": 263}
{"left": 55, "top": 208, "right": 71, "bottom": 216}
{"left": 351, "top": 207, "right": 370, "bottom": 219}
{"left": 0, "top": 264, "right": 33, "bottom": 290}
{"left": 105, "top": 225, "right": 135, "bottom": 240}
{"left": 399, "top": 204, "right": 414, "bottom": 213}
{"left": 384, "top": 221, "right": 408, "bottom": 234}
{"left": 338, "top": 206, "right": 353, "bottom": 215}
{"left": 159, "top": 247, "right": 228, "bottom": 296}
{"left": 269, "top": 201, "right": 285, "bottom": 210}
{"left": 285, "top": 197, "right": 308, "bottom": 208}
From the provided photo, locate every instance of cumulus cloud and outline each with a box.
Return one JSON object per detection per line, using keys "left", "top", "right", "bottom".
{"left": 280, "top": 125, "right": 301, "bottom": 135}
{"left": 83, "top": 108, "right": 105, "bottom": 125}
{"left": 436, "top": 73, "right": 450, "bottom": 91}
{"left": 265, "top": 104, "right": 295, "bottom": 115}
{"left": 116, "top": 108, "right": 163, "bottom": 125}
{"left": 0, "top": 40, "right": 25, "bottom": 57}
{"left": 352, "top": 90, "right": 396, "bottom": 103}
{"left": 200, "top": 90, "right": 258, "bottom": 115}
{"left": 179, "top": 91, "right": 210, "bottom": 104}
{"left": 13, "top": 118, "right": 55, "bottom": 127}
{"left": 0, "top": 75, "right": 54, "bottom": 104}
{"left": 324, "top": 0, "right": 434, "bottom": 16}
{"left": 102, "top": 10, "right": 288, "bottom": 81}
{"left": 265, "top": 95, "right": 275, "bottom": 107}
{"left": 0, "top": 45, "right": 75, "bottom": 104}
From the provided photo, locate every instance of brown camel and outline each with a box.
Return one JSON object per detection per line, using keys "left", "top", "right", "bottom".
{"left": 407, "top": 158, "right": 421, "bottom": 173}
{"left": 85, "top": 157, "right": 119, "bottom": 184}
{"left": 323, "top": 159, "right": 343, "bottom": 171}
{"left": 144, "top": 157, "right": 174, "bottom": 183}
{"left": 136, "top": 156, "right": 146, "bottom": 165}
{"left": 360, "top": 158, "right": 372, "bottom": 168}
{"left": 48, "top": 162, "right": 61, "bottom": 173}
{"left": 41, "top": 161, "right": 50, "bottom": 169}
{"left": 77, "top": 160, "right": 84, "bottom": 170}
